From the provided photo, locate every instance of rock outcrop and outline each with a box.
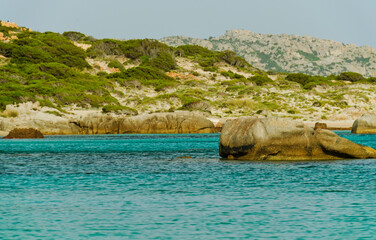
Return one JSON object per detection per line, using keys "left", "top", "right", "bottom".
{"left": 314, "top": 122, "right": 327, "bottom": 130}
{"left": 75, "top": 112, "right": 216, "bottom": 134}
{"left": 219, "top": 117, "right": 376, "bottom": 161}
{"left": 352, "top": 113, "right": 376, "bottom": 134}
{"left": 4, "top": 128, "right": 44, "bottom": 139}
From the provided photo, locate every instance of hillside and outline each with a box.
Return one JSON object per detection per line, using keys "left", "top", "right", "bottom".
{"left": 161, "top": 30, "right": 376, "bottom": 77}
{"left": 0, "top": 21, "right": 376, "bottom": 134}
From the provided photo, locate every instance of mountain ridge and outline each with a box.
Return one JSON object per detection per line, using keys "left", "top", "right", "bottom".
{"left": 161, "top": 29, "right": 376, "bottom": 77}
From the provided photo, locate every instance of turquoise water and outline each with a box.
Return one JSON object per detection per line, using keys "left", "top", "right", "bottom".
{"left": 1, "top": 132, "right": 376, "bottom": 239}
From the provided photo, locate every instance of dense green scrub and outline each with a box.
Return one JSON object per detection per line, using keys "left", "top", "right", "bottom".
{"left": 0, "top": 30, "right": 117, "bottom": 110}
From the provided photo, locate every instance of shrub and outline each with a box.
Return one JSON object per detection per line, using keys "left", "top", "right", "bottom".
{"left": 249, "top": 75, "right": 273, "bottom": 86}
{"left": 338, "top": 72, "right": 364, "bottom": 82}
{"left": 102, "top": 105, "right": 138, "bottom": 115}
{"left": 141, "top": 51, "right": 176, "bottom": 71}
{"left": 221, "top": 70, "right": 244, "bottom": 79}
{"left": 176, "top": 45, "right": 214, "bottom": 58}
{"left": 218, "top": 50, "right": 250, "bottom": 67}
{"left": 108, "top": 60, "right": 125, "bottom": 71}
{"left": 110, "top": 66, "right": 173, "bottom": 80}
{"left": 10, "top": 32, "right": 90, "bottom": 69}
{"left": 62, "top": 31, "right": 86, "bottom": 41}
{"left": 286, "top": 73, "right": 312, "bottom": 85}
{"left": 87, "top": 39, "right": 172, "bottom": 60}
{"left": 37, "top": 62, "right": 74, "bottom": 78}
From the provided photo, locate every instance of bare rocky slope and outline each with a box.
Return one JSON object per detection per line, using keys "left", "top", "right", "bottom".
{"left": 161, "top": 30, "right": 376, "bottom": 77}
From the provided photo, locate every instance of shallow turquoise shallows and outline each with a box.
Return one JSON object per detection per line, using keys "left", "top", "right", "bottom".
{"left": 1, "top": 132, "right": 376, "bottom": 239}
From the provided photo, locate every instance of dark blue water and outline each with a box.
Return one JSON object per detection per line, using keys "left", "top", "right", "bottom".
{"left": 1, "top": 132, "right": 376, "bottom": 239}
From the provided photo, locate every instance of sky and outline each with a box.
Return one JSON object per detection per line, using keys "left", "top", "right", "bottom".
{"left": 1, "top": 0, "right": 375, "bottom": 48}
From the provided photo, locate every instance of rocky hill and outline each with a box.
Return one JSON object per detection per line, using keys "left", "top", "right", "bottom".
{"left": 161, "top": 29, "right": 376, "bottom": 77}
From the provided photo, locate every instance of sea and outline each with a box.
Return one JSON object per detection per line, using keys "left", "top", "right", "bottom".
{"left": 1, "top": 132, "right": 376, "bottom": 239}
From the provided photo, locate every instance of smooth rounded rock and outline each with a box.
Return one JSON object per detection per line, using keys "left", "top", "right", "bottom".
{"left": 352, "top": 113, "right": 376, "bottom": 134}
{"left": 219, "top": 117, "right": 376, "bottom": 161}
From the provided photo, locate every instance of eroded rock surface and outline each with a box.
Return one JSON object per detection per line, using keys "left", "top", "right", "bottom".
{"left": 74, "top": 112, "right": 216, "bottom": 134}
{"left": 219, "top": 117, "right": 376, "bottom": 160}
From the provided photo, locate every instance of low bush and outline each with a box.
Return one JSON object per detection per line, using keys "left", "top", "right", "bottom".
{"left": 248, "top": 75, "right": 273, "bottom": 86}
{"left": 337, "top": 72, "right": 364, "bottom": 82}
{"left": 108, "top": 60, "right": 125, "bottom": 71}
{"left": 221, "top": 70, "right": 244, "bottom": 79}
{"left": 62, "top": 31, "right": 86, "bottom": 41}
{"left": 141, "top": 51, "right": 176, "bottom": 71}
{"left": 102, "top": 105, "right": 138, "bottom": 115}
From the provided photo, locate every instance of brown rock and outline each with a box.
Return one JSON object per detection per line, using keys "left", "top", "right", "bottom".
{"left": 352, "top": 113, "right": 376, "bottom": 134}
{"left": 119, "top": 112, "right": 215, "bottom": 134}
{"left": 219, "top": 117, "right": 376, "bottom": 161}
{"left": 74, "top": 112, "right": 216, "bottom": 134}
{"left": 4, "top": 128, "right": 44, "bottom": 139}
{"left": 314, "top": 122, "right": 327, "bottom": 130}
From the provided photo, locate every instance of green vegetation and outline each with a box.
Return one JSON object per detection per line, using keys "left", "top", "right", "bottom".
{"left": 297, "top": 50, "right": 320, "bottom": 61}
{"left": 220, "top": 70, "right": 245, "bottom": 79}
{"left": 87, "top": 38, "right": 173, "bottom": 60}
{"left": 1, "top": 32, "right": 90, "bottom": 69}
{"left": 285, "top": 73, "right": 333, "bottom": 89}
{"left": 102, "top": 105, "right": 138, "bottom": 115}
{"left": 249, "top": 75, "right": 273, "bottom": 86}
{"left": 108, "top": 66, "right": 177, "bottom": 91}
{"left": 0, "top": 30, "right": 117, "bottom": 110}
{"left": 337, "top": 72, "right": 364, "bottom": 82}
{"left": 1, "top": 22, "right": 376, "bottom": 121}
{"left": 62, "top": 31, "right": 95, "bottom": 42}
{"left": 177, "top": 45, "right": 251, "bottom": 69}
{"left": 108, "top": 60, "right": 125, "bottom": 71}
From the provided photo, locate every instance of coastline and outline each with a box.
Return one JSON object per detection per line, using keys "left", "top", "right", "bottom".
{"left": 0, "top": 118, "right": 355, "bottom": 137}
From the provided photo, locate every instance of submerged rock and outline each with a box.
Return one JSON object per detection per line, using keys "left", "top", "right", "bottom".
{"left": 219, "top": 117, "right": 376, "bottom": 161}
{"left": 352, "top": 113, "right": 376, "bottom": 134}
{"left": 75, "top": 112, "right": 216, "bottom": 134}
{"left": 4, "top": 128, "right": 44, "bottom": 139}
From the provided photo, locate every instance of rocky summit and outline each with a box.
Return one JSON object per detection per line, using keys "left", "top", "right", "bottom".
{"left": 161, "top": 30, "right": 376, "bottom": 77}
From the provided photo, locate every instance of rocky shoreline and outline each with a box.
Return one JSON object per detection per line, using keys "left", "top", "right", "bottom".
{"left": 1, "top": 102, "right": 375, "bottom": 137}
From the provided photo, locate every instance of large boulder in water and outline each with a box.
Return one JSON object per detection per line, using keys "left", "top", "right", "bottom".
{"left": 4, "top": 128, "right": 44, "bottom": 139}
{"left": 219, "top": 117, "right": 376, "bottom": 160}
{"left": 74, "top": 112, "right": 216, "bottom": 134}
{"left": 352, "top": 113, "right": 376, "bottom": 134}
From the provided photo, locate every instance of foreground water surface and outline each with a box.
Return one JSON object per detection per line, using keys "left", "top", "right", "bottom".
{"left": 1, "top": 132, "right": 376, "bottom": 239}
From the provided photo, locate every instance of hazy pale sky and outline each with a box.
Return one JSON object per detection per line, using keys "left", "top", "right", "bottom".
{"left": 1, "top": 0, "right": 375, "bottom": 48}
